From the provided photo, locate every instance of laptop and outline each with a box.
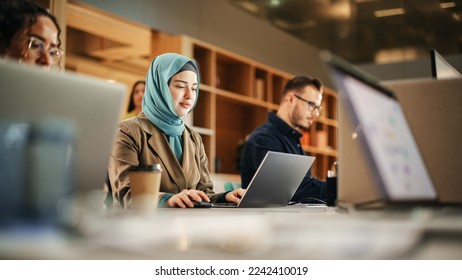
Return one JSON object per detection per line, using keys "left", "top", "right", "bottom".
{"left": 213, "top": 151, "right": 315, "bottom": 208}
{"left": 320, "top": 51, "right": 438, "bottom": 206}
{"left": 0, "top": 60, "right": 126, "bottom": 196}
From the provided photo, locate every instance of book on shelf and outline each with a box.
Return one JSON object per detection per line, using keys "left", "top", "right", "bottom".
{"left": 254, "top": 78, "right": 265, "bottom": 100}
{"left": 301, "top": 131, "right": 311, "bottom": 146}
{"left": 315, "top": 131, "right": 328, "bottom": 148}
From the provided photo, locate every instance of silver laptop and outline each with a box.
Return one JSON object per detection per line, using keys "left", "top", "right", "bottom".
{"left": 214, "top": 151, "right": 315, "bottom": 208}
{"left": 321, "top": 51, "right": 438, "bottom": 205}
{"left": 0, "top": 60, "right": 126, "bottom": 195}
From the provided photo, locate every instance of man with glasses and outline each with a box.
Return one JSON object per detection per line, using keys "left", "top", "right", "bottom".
{"left": 0, "top": 0, "right": 63, "bottom": 70}
{"left": 240, "top": 75, "right": 326, "bottom": 204}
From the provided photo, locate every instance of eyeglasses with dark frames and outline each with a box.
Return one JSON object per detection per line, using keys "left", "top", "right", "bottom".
{"left": 293, "top": 94, "right": 322, "bottom": 113}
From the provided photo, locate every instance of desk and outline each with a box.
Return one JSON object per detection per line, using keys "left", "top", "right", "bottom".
{"left": 1, "top": 206, "right": 462, "bottom": 259}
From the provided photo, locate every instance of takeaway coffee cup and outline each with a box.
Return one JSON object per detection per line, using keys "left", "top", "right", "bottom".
{"left": 129, "top": 164, "right": 162, "bottom": 211}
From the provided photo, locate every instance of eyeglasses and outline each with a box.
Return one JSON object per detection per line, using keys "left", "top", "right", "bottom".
{"left": 27, "top": 36, "right": 63, "bottom": 64}
{"left": 293, "top": 94, "right": 322, "bottom": 113}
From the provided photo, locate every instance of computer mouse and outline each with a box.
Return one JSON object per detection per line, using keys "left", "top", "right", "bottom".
{"left": 192, "top": 201, "right": 212, "bottom": 208}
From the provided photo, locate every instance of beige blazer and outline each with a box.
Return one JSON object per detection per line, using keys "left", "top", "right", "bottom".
{"left": 108, "top": 112, "right": 220, "bottom": 208}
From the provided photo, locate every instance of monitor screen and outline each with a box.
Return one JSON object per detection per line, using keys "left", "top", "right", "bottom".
{"left": 430, "top": 49, "right": 462, "bottom": 79}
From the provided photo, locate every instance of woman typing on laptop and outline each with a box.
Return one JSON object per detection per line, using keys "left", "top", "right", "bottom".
{"left": 108, "top": 53, "right": 244, "bottom": 208}
{"left": 0, "top": 0, "right": 63, "bottom": 70}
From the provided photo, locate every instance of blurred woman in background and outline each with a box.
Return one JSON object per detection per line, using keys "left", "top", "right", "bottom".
{"left": 123, "top": 80, "right": 146, "bottom": 119}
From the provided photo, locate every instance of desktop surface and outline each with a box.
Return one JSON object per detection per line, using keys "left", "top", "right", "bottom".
{"left": 1, "top": 205, "right": 462, "bottom": 260}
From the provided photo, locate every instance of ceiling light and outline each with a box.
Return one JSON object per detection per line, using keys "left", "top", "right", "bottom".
{"left": 269, "top": 0, "right": 281, "bottom": 7}
{"left": 272, "top": 19, "right": 317, "bottom": 30}
{"left": 440, "top": 2, "right": 456, "bottom": 9}
{"left": 332, "top": 2, "right": 352, "bottom": 19}
{"left": 374, "top": 8, "right": 405, "bottom": 18}
{"left": 374, "top": 47, "right": 421, "bottom": 64}
{"left": 235, "top": 1, "right": 259, "bottom": 13}
{"left": 452, "top": 13, "right": 461, "bottom": 21}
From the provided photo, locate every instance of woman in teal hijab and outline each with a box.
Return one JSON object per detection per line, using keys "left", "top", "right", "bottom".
{"left": 108, "top": 53, "right": 244, "bottom": 208}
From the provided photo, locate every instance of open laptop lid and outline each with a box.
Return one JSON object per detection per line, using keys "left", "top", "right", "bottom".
{"left": 237, "top": 151, "right": 315, "bottom": 208}
{"left": 0, "top": 60, "right": 126, "bottom": 194}
{"left": 320, "top": 51, "right": 438, "bottom": 204}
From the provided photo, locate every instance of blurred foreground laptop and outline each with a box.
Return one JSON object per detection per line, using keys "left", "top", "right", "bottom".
{"left": 213, "top": 151, "right": 315, "bottom": 208}
{"left": 0, "top": 60, "right": 126, "bottom": 197}
{"left": 320, "top": 51, "right": 438, "bottom": 207}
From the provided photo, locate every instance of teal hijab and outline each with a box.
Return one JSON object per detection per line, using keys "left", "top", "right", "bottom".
{"left": 142, "top": 53, "right": 199, "bottom": 164}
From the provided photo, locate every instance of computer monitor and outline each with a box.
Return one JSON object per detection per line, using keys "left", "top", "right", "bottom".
{"left": 430, "top": 49, "right": 462, "bottom": 79}
{"left": 385, "top": 78, "right": 462, "bottom": 205}
{"left": 321, "top": 51, "right": 438, "bottom": 205}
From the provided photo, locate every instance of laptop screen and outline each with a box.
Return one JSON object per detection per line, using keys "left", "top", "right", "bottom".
{"left": 237, "top": 151, "right": 315, "bottom": 208}
{"left": 323, "top": 53, "right": 437, "bottom": 203}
